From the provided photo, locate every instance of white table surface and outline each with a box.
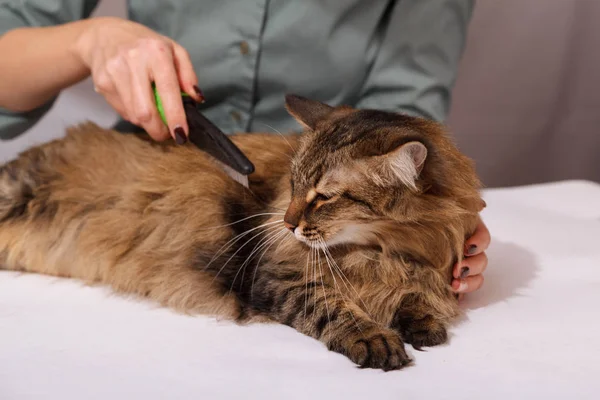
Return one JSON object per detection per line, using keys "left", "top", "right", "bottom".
{"left": 1, "top": 179, "right": 599, "bottom": 400}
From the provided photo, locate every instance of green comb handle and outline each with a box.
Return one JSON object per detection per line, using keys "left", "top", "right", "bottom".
{"left": 151, "top": 83, "right": 189, "bottom": 126}
{"left": 151, "top": 82, "right": 255, "bottom": 178}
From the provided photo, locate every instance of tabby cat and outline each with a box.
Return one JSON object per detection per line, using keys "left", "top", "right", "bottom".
{"left": 0, "top": 95, "right": 483, "bottom": 371}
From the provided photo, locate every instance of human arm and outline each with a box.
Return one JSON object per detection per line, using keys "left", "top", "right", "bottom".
{"left": 0, "top": 0, "right": 99, "bottom": 139}
{"left": 0, "top": 20, "right": 94, "bottom": 113}
{"left": 0, "top": 0, "right": 202, "bottom": 141}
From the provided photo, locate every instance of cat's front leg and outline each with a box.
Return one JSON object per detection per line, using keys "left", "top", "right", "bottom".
{"left": 390, "top": 294, "right": 449, "bottom": 350}
{"left": 259, "top": 282, "right": 412, "bottom": 371}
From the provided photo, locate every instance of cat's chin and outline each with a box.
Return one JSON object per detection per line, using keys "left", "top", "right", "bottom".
{"left": 298, "top": 238, "right": 345, "bottom": 250}
{"left": 295, "top": 223, "right": 371, "bottom": 249}
{"left": 299, "top": 237, "right": 364, "bottom": 250}
{"left": 292, "top": 230, "right": 338, "bottom": 249}
{"left": 292, "top": 231, "right": 323, "bottom": 249}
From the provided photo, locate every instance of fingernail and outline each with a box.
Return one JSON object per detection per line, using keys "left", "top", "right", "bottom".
{"left": 174, "top": 126, "right": 187, "bottom": 145}
{"left": 457, "top": 280, "right": 468, "bottom": 292}
{"left": 193, "top": 85, "right": 205, "bottom": 103}
{"left": 467, "top": 244, "right": 477, "bottom": 255}
{"left": 460, "top": 267, "right": 470, "bottom": 279}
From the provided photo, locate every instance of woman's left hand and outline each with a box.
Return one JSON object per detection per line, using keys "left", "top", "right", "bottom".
{"left": 452, "top": 217, "right": 490, "bottom": 299}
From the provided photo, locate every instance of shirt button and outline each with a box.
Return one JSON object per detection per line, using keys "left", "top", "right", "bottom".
{"left": 230, "top": 110, "right": 242, "bottom": 123}
{"left": 239, "top": 41, "right": 250, "bottom": 55}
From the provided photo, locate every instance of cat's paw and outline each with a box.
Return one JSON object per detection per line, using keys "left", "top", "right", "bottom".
{"left": 400, "top": 317, "right": 448, "bottom": 350}
{"left": 344, "top": 328, "right": 412, "bottom": 371}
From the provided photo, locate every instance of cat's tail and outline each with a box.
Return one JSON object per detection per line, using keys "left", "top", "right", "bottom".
{"left": 0, "top": 154, "right": 41, "bottom": 224}
{"left": 0, "top": 145, "right": 59, "bottom": 272}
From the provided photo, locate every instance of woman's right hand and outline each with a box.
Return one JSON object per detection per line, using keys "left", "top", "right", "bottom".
{"left": 73, "top": 17, "right": 204, "bottom": 142}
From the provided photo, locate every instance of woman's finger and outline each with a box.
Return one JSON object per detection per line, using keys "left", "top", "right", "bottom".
{"left": 105, "top": 55, "right": 136, "bottom": 124}
{"left": 149, "top": 41, "right": 188, "bottom": 143}
{"left": 172, "top": 42, "right": 204, "bottom": 102}
{"left": 453, "top": 251, "right": 488, "bottom": 279}
{"left": 101, "top": 91, "right": 129, "bottom": 122}
{"left": 464, "top": 217, "right": 491, "bottom": 256}
{"left": 127, "top": 53, "right": 170, "bottom": 141}
{"left": 452, "top": 274, "right": 485, "bottom": 294}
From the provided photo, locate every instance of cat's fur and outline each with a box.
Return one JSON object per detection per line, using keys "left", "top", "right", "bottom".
{"left": 0, "top": 95, "right": 483, "bottom": 371}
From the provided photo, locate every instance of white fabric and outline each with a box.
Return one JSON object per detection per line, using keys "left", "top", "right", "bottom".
{"left": 1, "top": 180, "right": 599, "bottom": 400}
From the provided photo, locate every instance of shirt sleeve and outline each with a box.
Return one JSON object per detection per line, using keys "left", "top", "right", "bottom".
{"left": 0, "top": 0, "right": 100, "bottom": 140}
{"left": 355, "top": 0, "right": 475, "bottom": 123}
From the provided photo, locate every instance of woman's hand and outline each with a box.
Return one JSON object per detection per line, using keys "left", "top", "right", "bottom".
{"left": 74, "top": 17, "right": 204, "bottom": 142}
{"left": 452, "top": 217, "right": 490, "bottom": 299}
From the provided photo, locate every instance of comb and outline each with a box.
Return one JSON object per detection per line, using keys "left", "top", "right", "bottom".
{"left": 152, "top": 85, "right": 255, "bottom": 188}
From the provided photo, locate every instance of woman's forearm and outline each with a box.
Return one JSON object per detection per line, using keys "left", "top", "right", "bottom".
{"left": 0, "top": 19, "right": 95, "bottom": 112}
{"left": 0, "top": 15, "right": 202, "bottom": 142}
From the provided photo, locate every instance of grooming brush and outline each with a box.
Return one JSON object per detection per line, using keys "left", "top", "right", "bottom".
{"left": 152, "top": 84, "right": 255, "bottom": 188}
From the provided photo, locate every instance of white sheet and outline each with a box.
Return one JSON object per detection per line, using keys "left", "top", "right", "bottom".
{"left": 1, "top": 180, "right": 599, "bottom": 400}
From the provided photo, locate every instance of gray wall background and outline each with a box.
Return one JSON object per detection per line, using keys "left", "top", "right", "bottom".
{"left": 2, "top": 0, "right": 598, "bottom": 188}
{"left": 447, "top": 0, "right": 600, "bottom": 188}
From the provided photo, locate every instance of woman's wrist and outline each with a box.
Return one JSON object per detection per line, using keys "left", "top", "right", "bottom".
{"left": 70, "top": 17, "right": 120, "bottom": 68}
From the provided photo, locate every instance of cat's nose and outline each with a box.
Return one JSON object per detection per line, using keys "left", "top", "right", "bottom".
{"left": 284, "top": 199, "right": 302, "bottom": 232}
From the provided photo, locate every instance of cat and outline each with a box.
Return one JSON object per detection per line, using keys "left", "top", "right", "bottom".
{"left": 0, "top": 95, "right": 483, "bottom": 371}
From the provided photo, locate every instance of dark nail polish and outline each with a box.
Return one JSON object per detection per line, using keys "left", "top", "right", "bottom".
{"left": 460, "top": 267, "right": 470, "bottom": 279}
{"left": 467, "top": 244, "right": 477, "bottom": 255}
{"left": 174, "top": 127, "right": 187, "bottom": 145}
{"left": 193, "top": 85, "right": 205, "bottom": 103}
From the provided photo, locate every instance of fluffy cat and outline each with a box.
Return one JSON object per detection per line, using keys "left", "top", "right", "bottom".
{"left": 0, "top": 95, "right": 483, "bottom": 371}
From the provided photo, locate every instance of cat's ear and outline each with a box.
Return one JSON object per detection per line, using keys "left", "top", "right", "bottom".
{"left": 285, "top": 94, "right": 334, "bottom": 130}
{"left": 383, "top": 141, "right": 428, "bottom": 189}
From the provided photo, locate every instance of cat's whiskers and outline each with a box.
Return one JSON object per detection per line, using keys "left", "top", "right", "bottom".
{"left": 205, "top": 219, "right": 284, "bottom": 270}
{"left": 315, "top": 245, "right": 331, "bottom": 338}
{"left": 208, "top": 219, "right": 284, "bottom": 263}
{"left": 247, "top": 228, "right": 288, "bottom": 297}
{"left": 254, "top": 228, "right": 288, "bottom": 275}
{"left": 250, "top": 231, "right": 292, "bottom": 299}
{"left": 197, "top": 212, "right": 284, "bottom": 232}
{"left": 258, "top": 122, "right": 296, "bottom": 155}
{"left": 318, "top": 236, "right": 372, "bottom": 319}
{"left": 236, "top": 227, "right": 285, "bottom": 282}
{"left": 230, "top": 226, "right": 286, "bottom": 294}
{"left": 303, "top": 248, "right": 310, "bottom": 322}
{"left": 312, "top": 246, "right": 318, "bottom": 314}
{"left": 272, "top": 229, "right": 291, "bottom": 254}
{"left": 318, "top": 239, "right": 341, "bottom": 302}
{"left": 233, "top": 226, "right": 286, "bottom": 296}
{"left": 211, "top": 223, "right": 283, "bottom": 283}
{"left": 318, "top": 237, "right": 364, "bottom": 334}
{"left": 318, "top": 242, "right": 344, "bottom": 341}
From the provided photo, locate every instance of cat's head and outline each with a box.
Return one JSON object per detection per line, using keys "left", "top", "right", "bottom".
{"left": 282, "top": 94, "right": 482, "bottom": 250}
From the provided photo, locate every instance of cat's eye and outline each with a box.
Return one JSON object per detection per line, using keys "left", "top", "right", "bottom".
{"left": 315, "top": 193, "right": 332, "bottom": 202}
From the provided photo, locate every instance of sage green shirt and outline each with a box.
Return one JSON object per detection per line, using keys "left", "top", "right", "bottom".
{"left": 0, "top": 0, "right": 474, "bottom": 139}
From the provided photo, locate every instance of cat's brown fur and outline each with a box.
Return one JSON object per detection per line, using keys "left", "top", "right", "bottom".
{"left": 0, "top": 95, "right": 483, "bottom": 371}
